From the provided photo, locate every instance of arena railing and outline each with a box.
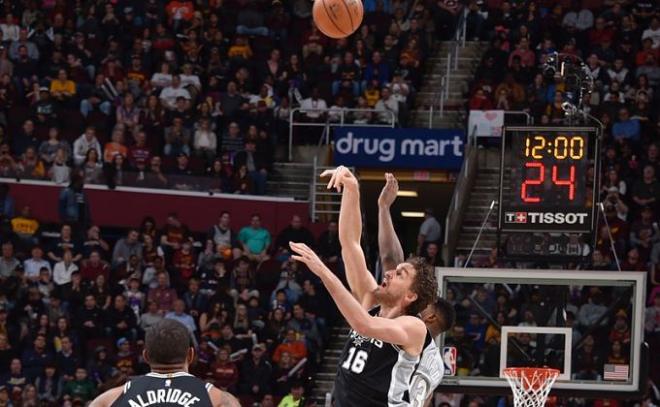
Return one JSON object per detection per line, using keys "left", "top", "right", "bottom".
{"left": 288, "top": 107, "right": 396, "bottom": 161}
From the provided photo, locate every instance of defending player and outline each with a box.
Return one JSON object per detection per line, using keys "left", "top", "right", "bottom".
{"left": 90, "top": 319, "right": 239, "bottom": 407}
{"left": 378, "top": 172, "right": 456, "bottom": 406}
{"left": 289, "top": 166, "right": 438, "bottom": 406}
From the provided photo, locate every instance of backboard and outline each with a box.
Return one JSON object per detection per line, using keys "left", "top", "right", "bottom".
{"left": 435, "top": 268, "right": 648, "bottom": 398}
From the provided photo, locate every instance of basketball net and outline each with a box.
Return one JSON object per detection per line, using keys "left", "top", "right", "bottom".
{"left": 503, "top": 368, "right": 560, "bottom": 407}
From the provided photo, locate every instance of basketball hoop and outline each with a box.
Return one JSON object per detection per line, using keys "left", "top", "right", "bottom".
{"left": 503, "top": 368, "right": 560, "bottom": 407}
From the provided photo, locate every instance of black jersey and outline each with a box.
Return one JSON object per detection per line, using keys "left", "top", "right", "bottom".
{"left": 110, "top": 372, "right": 214, "bottom": 407}
{"left": 333, "top": 307, "right": 435, "bottom": 407}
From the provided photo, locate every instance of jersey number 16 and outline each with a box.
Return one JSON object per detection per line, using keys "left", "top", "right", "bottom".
{"left": 341, "top": 347, "right": 368, "bottom": 374}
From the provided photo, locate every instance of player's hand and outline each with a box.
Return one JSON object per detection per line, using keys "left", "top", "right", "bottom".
{"left": 289, "top": 242, "right": 327, "bottom": 277}
{"left": 377, "top": 173, "right": 398, "bottom": 208}
{"left": 320, "top": 165, "right": 358, "bottom": 192}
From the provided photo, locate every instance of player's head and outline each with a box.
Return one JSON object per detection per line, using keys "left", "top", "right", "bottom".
{"left": 420, "top": 298, "right": 456, "bottom": 337}
{"left": 143, "top": 319, "right": 194, "bottom": 371}
{"left": 376, "top": 257, "right": 437, "bottom": 316}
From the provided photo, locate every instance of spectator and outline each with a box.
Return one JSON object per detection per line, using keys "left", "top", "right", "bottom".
{"left": 49, "top": 69, "right": 76, "bottom": 106}
{"left": 275, "top": 215, "right": 314, "bottom": 255}
{"left": 278, "top": 382, "right": 305, "bottom": 407}
{"left": 612, "top": 108, "right": 641, "bottom": 142}
{"left": 62, "top": 367, "right": 95, "bottom": 403}
{"left": 38, "top": 127, "right": 70, "bottom": 166}
{"left": 207, "top": 347, "right": 239, "bottom": 392}
{"left": 164, "top": 117, "right": 192, "bottom": 157}
{"left": 72, "top": 127, "right": 102, "bottom": 167}
{"left": 239, "top": 343, "right": 272, "bottom": 397}
{"left": 111, "top": 229, "right": 143, "bottom": 268}
{"left": 417, "top": 208, "right": 442, "bottom": 255}
{"left": 300, "top": 87, "right": 327, "bottom": 122}
{"left": 317, "top": 220, "right": 340, "bottom": 264}
{"left": 54, "top": 337, "right": 79, "bottom": 381}
{"left": 287, "top": 304, "right": 321, "bottom": 358}
{"left": 0, "top": 242, "right": 19, "bottom": 281}
{"left": 208, "top": 212, "right": 242, "bottom": 261}
{"left": 21, "top": 334, "right": 53, "bottom": 381}
{"left": 232, "top": 138, "right": 268, "bottom": 195}
{"left": 238, "top": 214, "right": 271, "bottom": 262}
{"left": 193, "top": 118, "right": 217, "bottom": 161}
{"left": 80, "top": 251, "right": 109, "bottom": 284}
{"left": 147, "top": 272, "right": 177, "bottom": 314}
{"left": 80, "top": 74, "right": 113, "bottom": 117}
{"left": 48, "top": 147, "right": 71, "bottom": 185}
{"left": 23, "top": 246, "right": 51, "bottom": 282}
{"left": 52, "top": 250, "right": 78, "bottom": 292}
{"left": 273, "top": 329, "right": 307, "bottom": 364}
{"left": 631, "top": 165, "right": 659, "bottom": 212}
{"left": 374, "top": 86, "right": 398, "bottom": 123}
{"left": 103, "top": 126, "right": 128, "bottom": 164}
{"left": 160, "top": 75, "right": 191, "bottom": 110}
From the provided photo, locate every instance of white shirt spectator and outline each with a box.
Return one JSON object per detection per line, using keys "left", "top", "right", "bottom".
{"left": 327, "top": 104, "right": 346, "bottom": 123}
{"left": 23, "top": 258, "right": 51, "bottom": 280}
{"left": 160, "top": 85, "right": 191, "bottom": 110}
{"left": 419, "top": 214, "right": 442, "bottom": 243}
{"left": 180, "top": 74, "right": 201, "bottom": 90}
{"left": 50, "top": 162, "right": 71, "bottom": 185}
{"left": 150, "top": 72, "right": 172, "bottom": 89}
{"left": 562, "top": 9, "right": 594, "bottom": 31}
{"left": 642, "top": 26, "right": 660, "bottom": 49}
{"left": 0, "top": 21, "right": 20, "bottom": 42}
{"left": 300, "top": 97, "right": 328, "bottom": 119}
{"left": 193, "top": 129, "right": 217, "bottom": 151}
{"left": 375, "top": 91, "right": 399, "bottom": 123}
{"left": 53, "top": 261, "right": 78, "bottom": 286}
{"left": 73, "top": 133, "right": 103, "bottom": 166}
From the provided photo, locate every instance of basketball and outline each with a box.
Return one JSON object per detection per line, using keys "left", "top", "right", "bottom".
{"left": 312, "top": 0, "right": 364, "bottom": 39}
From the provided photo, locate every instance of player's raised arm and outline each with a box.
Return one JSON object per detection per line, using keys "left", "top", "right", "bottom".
{"left": 289, "top": 242, "right": 426, "bottom": 349}
{"left": 321, "top": 166, "right": 378, "bottom": 308}
{"left": 378, "top": 173, "right": 405, "bottom": 271}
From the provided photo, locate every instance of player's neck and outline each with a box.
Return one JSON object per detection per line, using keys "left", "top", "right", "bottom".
{"left": 378, "top": 303, "right": 405, "bottom": 319}
{"left": 150, "top": 364, "right": 188, "bottom": 374}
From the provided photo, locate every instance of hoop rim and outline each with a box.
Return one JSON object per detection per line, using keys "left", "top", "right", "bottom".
{"left": 502, "top": 367, "right": 561, "bottom": 378}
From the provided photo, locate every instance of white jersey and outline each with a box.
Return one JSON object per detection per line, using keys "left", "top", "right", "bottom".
{"left": 407, "top": 333, "right": 444, "bottom": 406}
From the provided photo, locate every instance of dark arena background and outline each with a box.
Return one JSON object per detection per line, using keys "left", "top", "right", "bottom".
{"left": 0, "top": 0, "right": 658, "bottom": 406}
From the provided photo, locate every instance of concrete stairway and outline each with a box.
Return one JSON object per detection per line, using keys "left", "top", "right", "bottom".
{"left": 266, "top": 162, "right": 313, "bottom": 200}
{"left": 309, "top": 325, "right": 350, "bottom": 405}
{"left": 454, "top": 167, "right": 505, "bottom": 259}
{"left": 411, "top": 41, "right": 488, "bottom": 129}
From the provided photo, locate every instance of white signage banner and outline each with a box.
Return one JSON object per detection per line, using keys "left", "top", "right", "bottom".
{"left": 468, "top": 110, "right": 504, "bottom": 137}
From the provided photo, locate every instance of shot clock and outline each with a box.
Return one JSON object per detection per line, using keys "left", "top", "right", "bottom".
{"left": 498, "top": 126, "right": 599, "bottom": 234}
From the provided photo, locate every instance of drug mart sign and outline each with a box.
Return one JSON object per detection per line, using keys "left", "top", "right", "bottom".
{"left": 333, "top": 127, "right": 464, "bottom": 170}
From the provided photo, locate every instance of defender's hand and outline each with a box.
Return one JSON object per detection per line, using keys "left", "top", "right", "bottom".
{"left": 377, "top": 173, "right": 399, "bottom": 208}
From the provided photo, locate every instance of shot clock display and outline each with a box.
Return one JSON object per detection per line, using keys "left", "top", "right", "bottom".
{"left": 498, "top": 126, "right": 598, "bottom": 233}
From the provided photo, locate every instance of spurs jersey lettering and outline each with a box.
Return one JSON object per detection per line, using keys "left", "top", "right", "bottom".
{"left": 333, "top": 307, "right": 429, "bottom": 407}
{"left": 110, "top": 372, "right": 213, "bottom": 407}
{"left": 408, "top": 334, "right": 444, "bottom": 406}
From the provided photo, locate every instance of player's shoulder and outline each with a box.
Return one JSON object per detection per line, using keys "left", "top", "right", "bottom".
{"left": 88, "top": 386, "right": 124, "bottom": 407}
{"left": 396, "top": 314, "right": 428, "bottom": 331}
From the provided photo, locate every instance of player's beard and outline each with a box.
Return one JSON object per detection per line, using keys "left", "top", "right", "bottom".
{"left": 373, "top": 286, "right": 398, "bottom": 308}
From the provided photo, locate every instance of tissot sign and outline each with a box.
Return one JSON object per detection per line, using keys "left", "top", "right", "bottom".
{"left": 504, "top": 211, "right": 590, "bottom": 226}
{"left": 333, "top": 127, "right": 464, "bottom": 170}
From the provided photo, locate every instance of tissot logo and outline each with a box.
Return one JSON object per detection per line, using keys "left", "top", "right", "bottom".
{"left": 505, "top": 212, "right": 527, "bottom": 223}
{"left": 505, "top": 212, "right": 588, "bottom": 225}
